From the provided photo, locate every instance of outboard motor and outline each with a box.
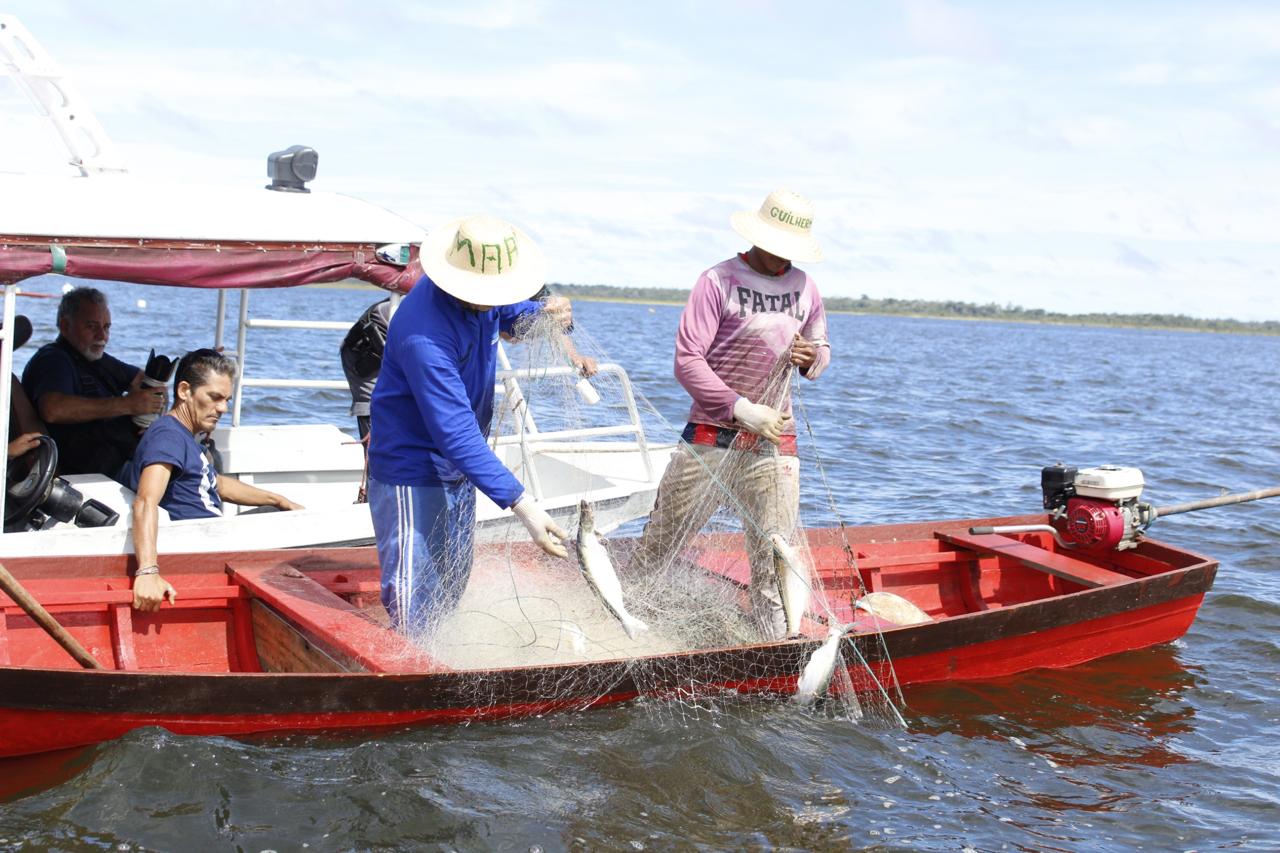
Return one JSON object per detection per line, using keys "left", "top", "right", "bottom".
{"left": 973, "top": 464, "right": 1280, "bottom": 551}
{"left": 1039, "top": 464, "right": 1153, "bottom": 550}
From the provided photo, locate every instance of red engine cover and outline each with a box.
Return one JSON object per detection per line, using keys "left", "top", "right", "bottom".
{"left": 1063, "top": 497, "right": 1125, "bottom": 549}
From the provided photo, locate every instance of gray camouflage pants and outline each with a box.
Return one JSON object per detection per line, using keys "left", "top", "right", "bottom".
{"left": 633, "top": 442, "right": 800, "bottom": 640}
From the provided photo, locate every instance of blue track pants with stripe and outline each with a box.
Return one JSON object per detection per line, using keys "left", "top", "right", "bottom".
{"left": 367, "top": 477, "right": 476, "bottom": 635}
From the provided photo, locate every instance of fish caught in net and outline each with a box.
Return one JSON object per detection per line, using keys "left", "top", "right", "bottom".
{"left": 384, "top": 309, "right": 908, "bottom": 726}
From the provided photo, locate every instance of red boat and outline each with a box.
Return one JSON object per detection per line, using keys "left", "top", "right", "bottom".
{"left": 0, "top": 512, "right": 1216, "bottom": 758}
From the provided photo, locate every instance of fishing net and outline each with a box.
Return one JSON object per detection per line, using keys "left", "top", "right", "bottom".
{"left": 387, "top": 308, "right": 906, "bottom": 726}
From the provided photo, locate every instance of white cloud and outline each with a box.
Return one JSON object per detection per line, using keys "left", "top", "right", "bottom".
{"left": 1114, "top": 62, "right": 1175, "bottom": 86}
{"left": 2, "top": 0, "right": 1279, "bottom": 321}
{"left": 900, "top": 0, "right": 998, "bottom": 60}
{"left": 396, "top": 0, "right": 547, "bottom": 30}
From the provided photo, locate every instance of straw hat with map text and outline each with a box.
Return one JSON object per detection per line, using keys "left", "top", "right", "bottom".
{"left": 420, "top": 215, "right": 547, "bottom": 306}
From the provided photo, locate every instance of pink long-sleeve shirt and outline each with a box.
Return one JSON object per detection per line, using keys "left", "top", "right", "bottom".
{"left": 674, "top": 255, "right": 831, "bottom": 433}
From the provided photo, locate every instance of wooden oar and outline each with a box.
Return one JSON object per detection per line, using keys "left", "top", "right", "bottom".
{"left": 0, "top": 562, "right": 103, "bottom": 669}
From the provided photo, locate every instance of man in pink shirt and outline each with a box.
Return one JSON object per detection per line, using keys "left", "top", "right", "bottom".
{"left": 634, "top": 189, "right": 831, "bottom": 639}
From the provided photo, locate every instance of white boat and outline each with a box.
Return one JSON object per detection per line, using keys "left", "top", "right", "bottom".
{"left": 0, "top": 15, "right": 672, "bottom": 557}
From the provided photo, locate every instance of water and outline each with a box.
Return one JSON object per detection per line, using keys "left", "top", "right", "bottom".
{"left": 3, "top": 284, "right": 1278, "bottom": 850}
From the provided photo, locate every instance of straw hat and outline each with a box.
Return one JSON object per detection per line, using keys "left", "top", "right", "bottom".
{"left": 419, "top": 215, "right": 547, "bottom": 306}
{"left": 730, "top": 189, "right": 824, "bottom": 263}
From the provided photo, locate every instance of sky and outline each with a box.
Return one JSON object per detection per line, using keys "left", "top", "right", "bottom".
{"left": 1, "top": 1, "right": 1278, "bottom": 322}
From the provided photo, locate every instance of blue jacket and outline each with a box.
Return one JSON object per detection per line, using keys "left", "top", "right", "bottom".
{"left": 368, "top": 276, "right": 539, "bottom": 507}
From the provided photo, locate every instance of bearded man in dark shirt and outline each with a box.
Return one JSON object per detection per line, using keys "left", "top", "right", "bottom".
{"left": 21, "top": 287, "right": 165, "bottom": 480}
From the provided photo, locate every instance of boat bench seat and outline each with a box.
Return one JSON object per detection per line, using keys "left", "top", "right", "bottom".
{"left": 937, "top": 532, "right": 1134, "bottom": 589}
{"left": 227, "top": 560, "right": 440, "bottom": 673}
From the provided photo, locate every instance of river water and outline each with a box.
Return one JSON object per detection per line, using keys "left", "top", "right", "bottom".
{"left": 1, "top": 283, "right": 1277, "bottom": 851}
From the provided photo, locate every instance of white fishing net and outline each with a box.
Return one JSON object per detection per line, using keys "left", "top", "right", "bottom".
{"left": 385, "top": 309, "right": 906, "bottom": 726}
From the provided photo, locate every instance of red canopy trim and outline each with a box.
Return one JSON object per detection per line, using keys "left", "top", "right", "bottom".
{"left": 0, "top": 240, "right": 422, "bottom": 293}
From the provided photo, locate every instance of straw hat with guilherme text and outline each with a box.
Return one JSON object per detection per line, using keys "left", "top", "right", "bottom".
{"left": 420, "top": 215, "right": 547, "bottom": 306}
{"left": 730, "top": 188, "right": 824, "bottom": 264}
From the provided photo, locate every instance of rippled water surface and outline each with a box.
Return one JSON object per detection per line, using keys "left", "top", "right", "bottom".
{"left": 3, "top": 285, "right": 1278, "bottom": 851}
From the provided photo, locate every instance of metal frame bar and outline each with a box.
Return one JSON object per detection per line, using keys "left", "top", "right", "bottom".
{"left": 231, "top": 288, "right": 250, "bottom": 426}
{"left": 246, "top": 319, "right": 351, "bottom": 331}
{"left": 495, "top": 341, "right": 538, "bottom": 435}
{"left": 214, "top": 289, "right": 228, "bottom": 350}
{"left": 0, "top": 14, "right": 127, "bottom": 176}
{"left": 493, "top": 364, "right": 654, "bottom": 482}
{"left": 241, "top": 379, "right": 348, "bottom": 390}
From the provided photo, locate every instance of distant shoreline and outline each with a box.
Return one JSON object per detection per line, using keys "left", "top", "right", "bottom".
{"left": 549, "top": 284, "right": 1280, "bottom": 336}
{"left": 296, "top": 280, "right": 1278, "bottom": 336}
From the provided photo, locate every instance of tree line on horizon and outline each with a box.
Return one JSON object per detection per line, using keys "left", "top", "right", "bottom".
{"left": 550, "top": 284, "right": 1279, "bottom": 335}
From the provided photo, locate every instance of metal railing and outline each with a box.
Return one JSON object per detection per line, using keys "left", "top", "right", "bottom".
{"left": 491, "top": 363, "right": 655, "bottom": 500}
{"left": 216, "top": 289, "right": 657, "bottom": 501}
{"left": 220, "top": 287, "right": 399, "bottom": 426}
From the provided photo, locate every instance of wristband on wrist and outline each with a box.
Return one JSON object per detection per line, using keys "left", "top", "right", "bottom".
{"left": 135, "top": 565, "right": 160, "bottom": 577}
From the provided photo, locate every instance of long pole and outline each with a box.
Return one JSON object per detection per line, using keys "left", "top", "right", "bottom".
{"left": 0, "top": 563, "right": 104, "bottom": 669}
{"left": 1153, "top": 486, "right": 1280, "bottom": 519}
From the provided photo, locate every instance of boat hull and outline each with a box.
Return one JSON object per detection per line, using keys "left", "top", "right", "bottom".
{"left": 0, "top": 591, "right": 1209, "bottom": 757}
{"left": 0, "top": 516, "right": 1218, "bottom": 758}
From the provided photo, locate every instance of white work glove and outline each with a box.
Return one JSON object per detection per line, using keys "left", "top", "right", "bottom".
{"left": 732, "top": 397, "right": 791, "bottom": 446}
{"left": 511, "top": 495, "right": 568, "bottom": 558}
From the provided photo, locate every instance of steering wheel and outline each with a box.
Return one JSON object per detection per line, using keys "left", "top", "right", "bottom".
{"left": 5, "top": 434, "right": 57, "bottom": 526}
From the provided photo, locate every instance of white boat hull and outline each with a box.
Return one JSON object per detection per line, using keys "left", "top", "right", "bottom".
{"left": 0, "top": 431, "right": 674, "bottom": 558}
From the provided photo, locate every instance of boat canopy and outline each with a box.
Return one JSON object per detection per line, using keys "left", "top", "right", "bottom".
{"left": 0, "top": 174, "right": 426, "bottom": 292}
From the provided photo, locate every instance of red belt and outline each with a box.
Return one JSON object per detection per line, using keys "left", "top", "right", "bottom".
{"left": 682, "top": 422, "right": 797, "bottom": 456}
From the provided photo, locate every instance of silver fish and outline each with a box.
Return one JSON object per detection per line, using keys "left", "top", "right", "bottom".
{"left": 770, "top": 533, "right": 812, "bottom": 637}
{"left": 854, "top": 591, "right": 932, "bottom": 626}
{"left": 793, "top": 623, "right": 846, "bottom": 704}
{"left": 576, "top": 501, "right": 648, "bottom": 640}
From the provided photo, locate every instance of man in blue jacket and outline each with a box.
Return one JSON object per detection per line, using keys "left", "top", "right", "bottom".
{"left": 367, "top": 215, "right": 571, "bottom": 635}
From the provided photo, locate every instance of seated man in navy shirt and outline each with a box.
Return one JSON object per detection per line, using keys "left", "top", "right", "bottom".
{"left": 21, "top": 287, "right": 165, "bottom": 479}
{"left": 125, "top": 349, "right": 302, "bottom": 612}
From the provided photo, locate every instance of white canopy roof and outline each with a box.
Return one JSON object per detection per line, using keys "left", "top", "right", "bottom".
{"left": 0, "top": 173, "right": 427, "bottom": 244}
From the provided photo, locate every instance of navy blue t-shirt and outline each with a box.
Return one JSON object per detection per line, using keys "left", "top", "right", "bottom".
{"left": 125, "top": 415, "right": 223, "bottom": 520}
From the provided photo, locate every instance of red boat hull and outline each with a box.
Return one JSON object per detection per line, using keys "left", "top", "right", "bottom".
{"left": 0, "top": 516, "right": 1218, "bottom": 758}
